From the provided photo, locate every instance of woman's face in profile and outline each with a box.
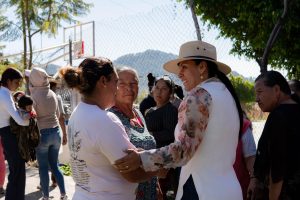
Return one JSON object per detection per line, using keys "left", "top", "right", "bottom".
{"left": 153, "top": 79, "right": 171, "bottom": 106}
{"left": 116, "top": 71, "right": 139, "bottom": 105}
{"left": 7, "top": 78, "right": 22, "bottom": 92}
{"left": 105, "top": 71, "right": 119, "bottom": 108}
{"left": 255, "top": 79, "right": 279, "bottom": 112}
{"left": 178, "top": 60, "right": 202, "bottom": 92}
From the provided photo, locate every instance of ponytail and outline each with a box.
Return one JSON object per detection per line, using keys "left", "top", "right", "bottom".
{"left": 198, "top": 60, "right": 243, "bottom": 138}
{"left": 215, "top": 70, "right": 243, "bottom": 138}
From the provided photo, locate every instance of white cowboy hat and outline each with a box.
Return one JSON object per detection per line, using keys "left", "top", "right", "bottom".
{"left": 163, "top": 41, "right": 231, "bottom": 75}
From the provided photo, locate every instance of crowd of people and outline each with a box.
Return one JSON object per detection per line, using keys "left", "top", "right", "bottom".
{"left": 0, "top": 40, "right": 299, "bottom": 200}
{"left": 0, "top": 67, "right": 68, "bottom": 200}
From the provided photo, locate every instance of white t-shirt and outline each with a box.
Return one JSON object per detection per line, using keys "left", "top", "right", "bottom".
{"left": 68, "top": 102, "right": 137, "bottom": 200}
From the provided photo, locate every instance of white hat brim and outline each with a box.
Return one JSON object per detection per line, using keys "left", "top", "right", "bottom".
{"left": 163, "top": 57, "right": 231, "bottom": 75}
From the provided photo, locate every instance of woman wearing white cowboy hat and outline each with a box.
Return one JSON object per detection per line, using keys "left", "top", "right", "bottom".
{"left": 115, "top": 40, "right": 244, "bottom": 200}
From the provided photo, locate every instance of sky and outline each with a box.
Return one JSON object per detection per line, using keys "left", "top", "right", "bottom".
{"left": 76, "top": 0, "right": 263, "bottom": 77}
{"left": 1, "top": 0, "right": 267, "bottom": 78}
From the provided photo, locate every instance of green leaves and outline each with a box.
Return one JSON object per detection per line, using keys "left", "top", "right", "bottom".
{"left": 59, "top": 164, "right": 72, "bottom": 176}
{"left": 180, "top": 0, "right": 300, "bottom": 79}
{"left": 229, "top": 74, "right": 255, "bottom": 103}
{"left": 0, "top": 0, "right": 92, "bottom": 69}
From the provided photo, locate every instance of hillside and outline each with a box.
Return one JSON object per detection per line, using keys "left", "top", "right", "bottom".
{"left": 114, "top": 49, "right": 177, "bottom": 78}
{"left": 114, "top": 49, "right": 252, "bottom": 91}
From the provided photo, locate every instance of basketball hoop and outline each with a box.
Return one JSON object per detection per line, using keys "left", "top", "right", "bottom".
{"left": 73, "top": 41, "right": 84, "bottom": 59}
{"left": 63, "top": 21, "right": 95, "bottom": 61}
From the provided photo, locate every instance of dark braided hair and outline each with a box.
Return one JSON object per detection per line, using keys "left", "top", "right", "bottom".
{"left": 195, "top": 60, "right": 243, "bottom": 138}
{"left": 147, "top": 73, "right": 156, "bottom": 92}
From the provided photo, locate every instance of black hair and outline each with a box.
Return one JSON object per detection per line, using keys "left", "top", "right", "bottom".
{"left": 60, "top": 57, "right": 115, "bottom": 96}
{"left": 154, "top": 75, "right": 174, "bottom": 94}
{"left": 49, "top": 81, "right": 57, "bottom": 91}
{"left": 256, "top": 71, "right": 300, "bottom": 104}
{"left": 0, "top": 67, "right": 23, "bottom": 87}
{"left": 195, "top": 59, "right": 244, "bottom": 138}
{"left": 174, "top": 84, "right": 184, "bottom": 99}
{"left": 147, "top": 73, "right": 156, "bottom": 92}
{"left": 18, "top": 95, "right": 33, "bottom": 110}
{"left": 255, "top": 71, "right": 291, "bottom": 95}
{"left": 13, "top": 91, "right": 25, "bottom": 102}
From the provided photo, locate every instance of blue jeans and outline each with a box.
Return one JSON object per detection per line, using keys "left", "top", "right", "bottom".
{"left": 36, "top": 127, "right": 66, "bottom": 198}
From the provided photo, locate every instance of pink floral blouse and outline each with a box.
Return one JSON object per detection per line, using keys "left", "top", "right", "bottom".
{"left": 140, "top": 85, "right": 212, "bottom": 171}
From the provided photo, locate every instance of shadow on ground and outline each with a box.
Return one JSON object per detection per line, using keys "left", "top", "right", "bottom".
{"left": 25, "top": 187, "right": 56, "bottom": 200}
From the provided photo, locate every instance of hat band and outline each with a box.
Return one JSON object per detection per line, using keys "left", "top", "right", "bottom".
{"left": 183, "top": 55, "right": 216, "bottom": 61}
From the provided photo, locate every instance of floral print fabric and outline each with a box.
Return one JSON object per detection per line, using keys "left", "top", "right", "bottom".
{"left": 140, "top": 86, "right": 212, "bottom": 171}
{"left": 109, "top": 107, "right": 158, "bottom": 200}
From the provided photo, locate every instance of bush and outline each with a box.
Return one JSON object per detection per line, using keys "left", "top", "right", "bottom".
{"left": 229, "top": 74, "right": 255, "bottom": 103}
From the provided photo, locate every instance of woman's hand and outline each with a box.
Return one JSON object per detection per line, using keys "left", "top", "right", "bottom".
{"left": 62, "top": 134, "right": 67, "bottom": 145}
{"left": 247, "top": 177, "right": 257, "bottom": 200}
{"left": 114, "top": 149, "right": 141, "bottom": 173}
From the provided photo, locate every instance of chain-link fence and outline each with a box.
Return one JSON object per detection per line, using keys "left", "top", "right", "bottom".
{"left": 1, "top": 2, "right": 266, "bottom": 139}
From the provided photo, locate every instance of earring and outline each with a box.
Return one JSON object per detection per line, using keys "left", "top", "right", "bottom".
{"left": 200, "top": 75, "right": 204, "bottom": 80}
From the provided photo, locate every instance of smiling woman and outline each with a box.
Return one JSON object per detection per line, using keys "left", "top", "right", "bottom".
{"left": 60, "top": 58, "right": 139, "bottom": 200}
{"left": 114, "top": 41, "right": 244, "bottom": 200}
{"left": 109, "top": 67, "right": 164, "bottom": 200}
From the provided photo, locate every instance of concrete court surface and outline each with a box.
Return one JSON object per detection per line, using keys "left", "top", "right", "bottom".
{"left": 0, "top": 163, "right": 75, "bottom": 200}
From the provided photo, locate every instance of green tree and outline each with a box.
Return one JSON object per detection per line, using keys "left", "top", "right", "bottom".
{"left": 180, "top": 0, "right": 300, "bottom": 79}
{"left": 229, "top": 75, "right": 255, "bottom": 104}
{"left": 0, "top": 60, "right": 22, "bottom": 75}
{"left": 0, "top": 10, "right": 9, "bottom": 33}
{"left": 0, "top": 0, "right": 91, "bottom": 69}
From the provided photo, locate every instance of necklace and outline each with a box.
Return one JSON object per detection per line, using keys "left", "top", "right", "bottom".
{"left": 113, "top": 106, "right": 144, "bottom": 128}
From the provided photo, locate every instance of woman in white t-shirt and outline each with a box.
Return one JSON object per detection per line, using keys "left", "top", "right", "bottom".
{"left": 60, "top": 58, "right": 161, "bottom": 200}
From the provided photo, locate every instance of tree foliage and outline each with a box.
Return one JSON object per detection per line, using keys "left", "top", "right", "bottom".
{"left": 0, "top": 60, "right": 22, "bottom": 75}
{"left": 0, "top": 0, "right": 91, "bottom": 69}
{"left": 229, "top": 75, "right": 255, "bottom": 104}
{"left": 180, "top": 0, "right": 300, "bottom": 79}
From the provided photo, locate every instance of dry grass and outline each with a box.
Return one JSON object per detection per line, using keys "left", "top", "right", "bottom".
{"left": 243, "top": 102, "right": 268, "bottom": 121}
